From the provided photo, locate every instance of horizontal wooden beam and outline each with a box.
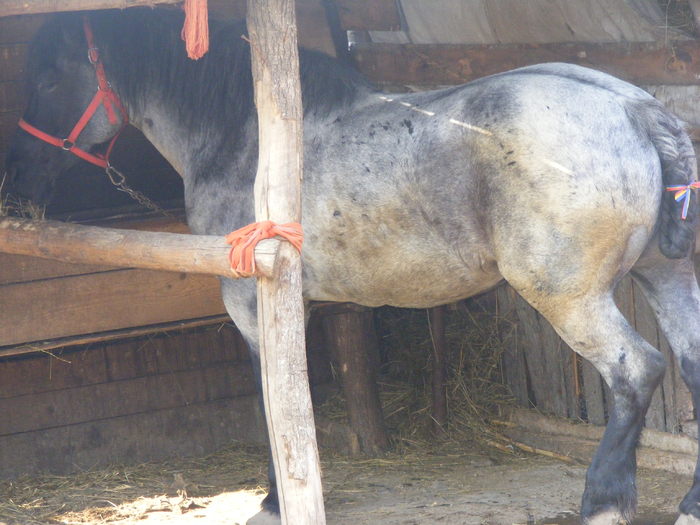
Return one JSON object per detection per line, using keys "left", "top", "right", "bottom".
{"left": 0, "top": 217, "right": 278, "bottom": 278}
{"left": 0, "top": 314, "right": 231, "bottom": 359}
{"left": 353, "top": 40, "right": 700, "bottom": 87}
{"left": 0, "top": 0, "right": 180, "bottom": 17}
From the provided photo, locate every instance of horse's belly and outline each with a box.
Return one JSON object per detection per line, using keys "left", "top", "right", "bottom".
{"left": 302, "top": 241, "right": 502, "bottom": 308}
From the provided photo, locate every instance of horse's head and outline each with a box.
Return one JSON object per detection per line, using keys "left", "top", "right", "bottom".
{"left": 4, "top": 14, "right": 127, "bottom": 206}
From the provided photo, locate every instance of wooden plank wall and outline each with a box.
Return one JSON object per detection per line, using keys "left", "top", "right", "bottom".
{"left": 0, "top": 307, "right": 334, "bottom": 478}
{"left": 0, "top": 324, "right": 265, "bottom": 477}
{"left": 0, "top": 217, "right": 229, "bottom": 349}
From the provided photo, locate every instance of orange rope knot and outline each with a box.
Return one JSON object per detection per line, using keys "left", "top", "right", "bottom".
{"left": 225, "top": 220, "right": 303, "bottom": 276}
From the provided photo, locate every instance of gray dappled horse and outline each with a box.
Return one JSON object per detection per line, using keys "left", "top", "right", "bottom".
{"left": 5, "top": 9, "right": 700, "bottom": 525}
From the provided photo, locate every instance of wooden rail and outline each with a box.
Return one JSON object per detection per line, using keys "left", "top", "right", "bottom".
{"left": 0, "top": 0, "right": 181, "bottom": 17}
{"left": 353, "top": 41, "right": 700, "bottom": 87}
{"left": 0, "top": 217, "right": 279, "bottom": 278}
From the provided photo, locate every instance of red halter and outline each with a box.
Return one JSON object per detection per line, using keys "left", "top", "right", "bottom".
{"left": 17, "top": 16, "right": 128, "bottom": 169}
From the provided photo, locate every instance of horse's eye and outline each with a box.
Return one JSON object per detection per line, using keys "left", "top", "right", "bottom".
{"left": 38, "top": 80, "right": 58, "bottom": 93}
{"left": 37, "top": 68, "right": 60, "bottom": 93}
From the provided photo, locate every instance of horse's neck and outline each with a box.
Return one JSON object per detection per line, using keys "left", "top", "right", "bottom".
{"left": 126, "top": 101, "right": 191, "bottom": 176}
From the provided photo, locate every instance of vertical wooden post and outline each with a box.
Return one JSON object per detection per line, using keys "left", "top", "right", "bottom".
{"left": 428, "top": 306, "right": 448, "bottom": 433}
{"left": 321, "top": 303, "right": 389, "bottom": 455}
{"left": 246, "top": 1, "right": 325, "bottom": 524}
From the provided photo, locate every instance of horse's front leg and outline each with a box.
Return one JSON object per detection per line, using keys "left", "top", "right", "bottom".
{"left": 219, "top": 279, "right": 282, "bottom": 525}
{"left": 631, "top": 253, "right": 700, "bottom": 525}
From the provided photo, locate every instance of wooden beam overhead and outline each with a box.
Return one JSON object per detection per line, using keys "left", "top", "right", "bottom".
{"left": 353, "top": 41, "right": 700, "bottom": 87}
{"left": 0, "top": 0, "right": 181, "bottom": 17}
{"left": 334, "top": 0, "right": 401, "bottom": 31}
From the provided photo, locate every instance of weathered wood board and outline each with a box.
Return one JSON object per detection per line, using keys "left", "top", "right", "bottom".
{"left": 0, "top": 324, "right": 267, "bottom": 478}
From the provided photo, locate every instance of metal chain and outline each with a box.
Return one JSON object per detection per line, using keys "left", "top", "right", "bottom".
{"left": 105, "top": 164, "right": 175, "bottom": 218}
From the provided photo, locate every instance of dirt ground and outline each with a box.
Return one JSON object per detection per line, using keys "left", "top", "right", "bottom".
{"left": 0, "top": 440, "right": 689, "bottom": 525}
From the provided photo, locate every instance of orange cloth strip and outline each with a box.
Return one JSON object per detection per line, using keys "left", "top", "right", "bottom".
{"left": 225, "top": 221, "right": 303, "bottom": 276}
{"left": 181, "top": 0, "right": 209, "bottom": 60}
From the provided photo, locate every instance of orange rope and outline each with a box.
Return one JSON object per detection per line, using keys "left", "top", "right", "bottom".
{"left": 181, "top": 0, "right": 209, "bottom": 60}
{"left": 225, "top": 221, "right": 304, "bottom": 276}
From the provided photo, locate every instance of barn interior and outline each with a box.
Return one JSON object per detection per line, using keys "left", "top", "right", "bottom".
{"left": 2, "top": 1, "right": 700, "bottom": 523}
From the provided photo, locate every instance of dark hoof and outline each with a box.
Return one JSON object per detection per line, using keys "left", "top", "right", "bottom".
{"left": 246, "top": 508, "right": 281, "bottom": 525}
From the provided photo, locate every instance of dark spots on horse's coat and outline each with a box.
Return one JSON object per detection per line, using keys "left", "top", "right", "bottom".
{"left": 507, "top": 161, "right": 517, "bottom": 167}
{"left": 144, "top": 117, "right": 154, "bottom": 128}
{"left": 365, "top": 166, "right": 371, "bottom": 173}
{"left": 619, "top": 352, "right": 626, "bottom": 364}
{"left": 333, "top": 210, "right": 341, "bottom": 217}
{"left": 381, "top": 122, "right": 390, "bottom": 131}
{"left": 401, "top": 119, "right": 414, "bottom": 135}
{"left": 334, "top": 116, "right": 342, "bottom": 123}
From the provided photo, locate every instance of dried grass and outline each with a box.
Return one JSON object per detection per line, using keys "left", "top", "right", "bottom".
{"left": 0, "top": 172, "right": 46, "bottom": 220}
{"left": 657, "top": 0, "right": 699, "bottom": 37}
{"left": 0, "top": 443, "right": 269, "bottom": 524}
{"left": 318, "top": 301, "right": 515, "bottom": 452}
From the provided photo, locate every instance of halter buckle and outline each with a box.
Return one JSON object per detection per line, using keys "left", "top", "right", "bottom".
{"left": 61, "top": 139, "right": 74, "bottom": 151}
{"left": 87, "top": 47, "right": 100, "bottom": 64}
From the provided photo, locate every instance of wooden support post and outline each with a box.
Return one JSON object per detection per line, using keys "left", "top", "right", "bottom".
{"left": 321, "top": 303, "right": 389, "bottom": 455}
{"left": 0, "top": 216, "right": 278, "bottom": 278}
{"left": 246, "top": 1, "right": 325, "bottom": 524}
{"left": 428, "top": 305, "right": 448, "bottom": 433}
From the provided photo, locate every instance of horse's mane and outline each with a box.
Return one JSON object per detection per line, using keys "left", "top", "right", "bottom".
{"left": 29, "top": 8, "right": 372, "bottom": 137}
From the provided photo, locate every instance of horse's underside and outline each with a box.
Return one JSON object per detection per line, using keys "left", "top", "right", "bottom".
{"left": 6, "top": 10, "right": 700, "bottom": 525}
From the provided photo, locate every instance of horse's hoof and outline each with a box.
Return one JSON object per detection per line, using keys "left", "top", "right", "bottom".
{"left": 246, "top": 509, "right": 282, "bottom": 525}
{"left": 583, "top": 509, "right": 629, "bottom": 525}
{"left": 676, "top": 514, "right": 700, "bottom": 525}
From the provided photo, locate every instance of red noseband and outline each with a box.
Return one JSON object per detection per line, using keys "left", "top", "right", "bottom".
{"left": 18, "top": 16, "right": 128, "bottom": 169}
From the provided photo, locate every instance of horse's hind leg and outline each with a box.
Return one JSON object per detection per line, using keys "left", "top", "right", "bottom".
{"left": 630, "top": 253, "right": 700, "bottom": 525}
{"left": 507, "top": 284, "right": 665, "bottom": 524}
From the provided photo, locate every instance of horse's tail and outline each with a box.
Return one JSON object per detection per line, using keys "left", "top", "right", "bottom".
{"left": 635, "top": 100, "right": 698, "bottom": 258}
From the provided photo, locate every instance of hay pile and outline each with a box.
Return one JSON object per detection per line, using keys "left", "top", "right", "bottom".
{"left": 318, "top": 300, "right": 515, "bottom": 452}
{"left": 0, "top": 443, "right": 269, "bottom": 524}
{"left": 0, "top": 173, "right": 45, "bottom": 220}
{"left": 657, "top": 0, "right": 699, "bottom": 36}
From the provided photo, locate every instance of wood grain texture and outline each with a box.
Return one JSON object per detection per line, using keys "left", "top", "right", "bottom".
{"left": 247, "top": 0, "right": 325, "bottom": 522}
{"left": 0, "top": 0, "right": 181, "bottom": 17}
{"left": 0, "top": 217, "right": 281, "bottom": 279}
{"left": 496, "top": 285, "right": 529, "bottom": 407}
{"left": 322, "top": 307, "right": 388, "bottom": 453}
{"left": 334, "top": 0, "right": 401, "bottom": 31}
{"left": 353, "top": 41, "right": 700, "bottom": 87}
{"left": 0, "top": 268, "right": 227, "bottom": 346}
{"left": 0, "top": 395, "right": 265, "bottom": 478}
